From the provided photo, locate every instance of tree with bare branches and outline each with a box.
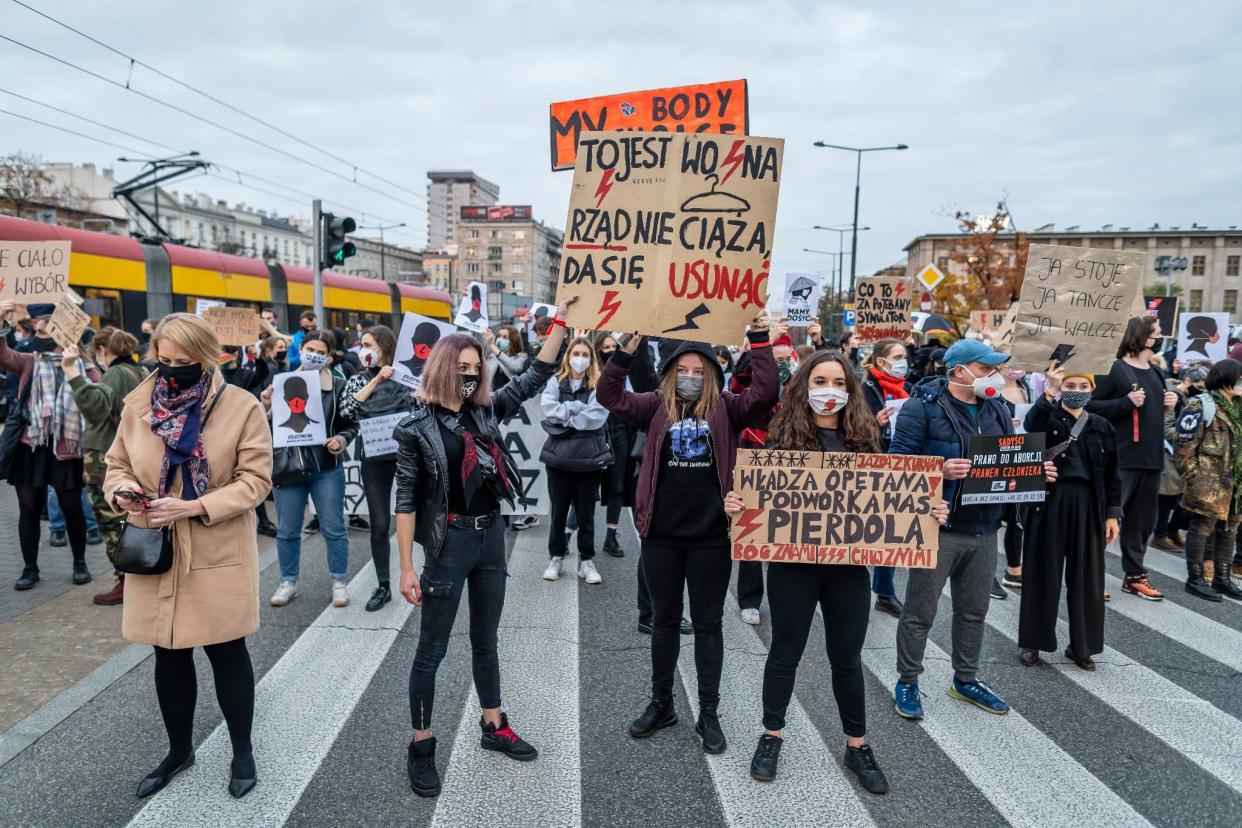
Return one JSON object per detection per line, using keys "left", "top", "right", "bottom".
{"left": 939, "top": 198, "right": 1030, "bottom": 318}
{"left": 0, "top": 152, "right": 59, "bottom": 220}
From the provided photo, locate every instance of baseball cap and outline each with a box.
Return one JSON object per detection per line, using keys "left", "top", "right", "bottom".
{"left": 944, "top": 339, "right": 1011, "bottom": 369}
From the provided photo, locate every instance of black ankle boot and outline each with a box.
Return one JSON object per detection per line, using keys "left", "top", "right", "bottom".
{"left": 603, "top": 528, "right": 623, "bottom": 557}
{"left": 1213, "top": 569, "right": 1242, "bottom": 601}
{"left": 750, "top": 733, "right": 783, "bottom": 781}
{"left": 480, "top": 712, "right": 538, "bottom": 760}
{"left": 72, "top": 560, "right": 91, "bottom": 585}
{"left": 365, "top": 585, "right": 391, "bottom": 612}
{"left": 408, "top": 737, "right": 441, "bottom": 797}
{"left": 629, "top": 699, "right": 677, "bottom": 738}
{"left": 14, "top": 567, "right": 39, "bottom": 590}
{"left": 1186, "top": 563, "right": 1222, "bottom": 602}
{"left": 695, "top": 707, "right": 726, "bottom": 754}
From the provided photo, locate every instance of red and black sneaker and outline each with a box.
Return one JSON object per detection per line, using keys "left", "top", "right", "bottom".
{"left": 480, "top": 713, "right": 538, "bottom": 761}
{"left": 1122, "top": 575, "right": 1164, "bottom": 601}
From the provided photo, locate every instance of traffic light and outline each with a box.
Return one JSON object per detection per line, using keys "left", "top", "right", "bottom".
{"left": 322, "top": 212, "right": 356, "bottom": 267}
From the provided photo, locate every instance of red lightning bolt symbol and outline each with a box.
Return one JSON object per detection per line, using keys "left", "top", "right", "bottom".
{"left": 734, "top": 508, "right": 764, "bottom": 542}
{"left": 597, "top": 289, "right": 622, "bottom": 328}
{"left": 594, "top": 168, "right": 615, "bottom": 208}
{"left": 719, "top": 139, "right": 746, "bottom": 186}
{"left": 895, "top": 280, "right": 906, "bottom": 296}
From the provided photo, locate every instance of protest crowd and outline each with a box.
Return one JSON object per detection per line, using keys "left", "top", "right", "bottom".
{"left": 2, "top": 272, "right": 1239, "bottom": 803}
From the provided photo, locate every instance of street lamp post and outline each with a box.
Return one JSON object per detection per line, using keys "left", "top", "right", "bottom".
{"left": 359, "top": 222, "right": 406, "bottom": 282}
{"left": 811, "top": 143, "right": 907, "bottom": 296}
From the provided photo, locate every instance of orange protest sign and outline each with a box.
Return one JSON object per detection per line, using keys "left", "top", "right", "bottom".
{"left": 548, "top": 80, "right": 749, "bottom": 171}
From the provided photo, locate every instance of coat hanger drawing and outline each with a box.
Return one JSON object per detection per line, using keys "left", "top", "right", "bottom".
{"left": 680, "top": 174, "right": 751, "bottom": 216}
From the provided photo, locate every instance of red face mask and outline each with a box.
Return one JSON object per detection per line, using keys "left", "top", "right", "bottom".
{"left": 414, "top": 343, "right": 431, "bottom": 359}
{"left": 288, "top": 397, "right": 307, "bottom": 414}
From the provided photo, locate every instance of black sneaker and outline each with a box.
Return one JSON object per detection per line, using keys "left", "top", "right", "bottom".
{"left": 365, "top": 585, "right": 391, "bottom": 612}
{"left": 844, "top": 743, "right": 889, "bottom": 794}
{"left": 349, "top": 515, "right": 369, "bottom": 531}
{"left": 1002, "top": 571, "right": 1022, "bottom": 590}
{"left": 874, "top": 595, "right": 903, "bottom": 618}
{"left": 750, "top": 733, "right": 783, "bottom": 782}
{"left": 304, "top": 517, "right": 320, "bottom": 535}
{"left": 637, "top": 619, "right": 653, "bottom": 635}
{"left": 637, "top": 618, "right": 692, "bottom": 636}
{"left": 629, "top": 700, "right": 677, "bottom": 738}
{"left": 990, "top": 578, "right": 1007, "bottom": 600}
{"left": 408, "top": 737, "right": 441, "bottom": 797}
{"left": 603, "top": 529, "right": 623, "bottom": 557}
{"left": 72, "top": 561, "right": 92, "bottom": 585}
{"left": 695, "top": 709, "right": 726, "bottom": 754}
{"left": 49, "top": 530, "right": 67, "bottom": 548}
{"left": 86, "top": 528, "right": 104, "bottom": 546}
{"left": 14, "top": 567, "right": 39, "bottom": 590}
{"left": 480, "top": 713, "right": 537, "bottom": 761}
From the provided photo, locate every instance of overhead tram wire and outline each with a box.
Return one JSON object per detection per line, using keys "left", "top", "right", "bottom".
{"left": 8, "top": 0, "right": 428, "bottom": 204}
{"left": 0, "top": 92, "right": 425, "bottom": 243}
{"left": 0, "top": 32, "right": 426, "bottom": 214}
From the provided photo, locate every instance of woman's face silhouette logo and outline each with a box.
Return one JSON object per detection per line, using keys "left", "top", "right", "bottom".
{"left": 401, "top": 322, "right": 443, "bottom": 375}
{"left": 280, "top": 375, "right": 318, "bottom": 434}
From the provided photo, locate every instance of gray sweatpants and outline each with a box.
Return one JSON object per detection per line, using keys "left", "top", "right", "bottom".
{"left": 896, "top": 530, "right": 997, "bottom": 685}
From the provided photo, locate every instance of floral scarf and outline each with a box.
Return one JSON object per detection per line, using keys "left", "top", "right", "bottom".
{"left": 148, "top": 371, "right": 213, "bottom": 499}
{"left": 25, "top": 354, "right": 85, "bottom": 456}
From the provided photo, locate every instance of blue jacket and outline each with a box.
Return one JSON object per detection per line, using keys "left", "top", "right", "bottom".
{"left": 889, "top": 376, "right": 1013, "bottom": 535}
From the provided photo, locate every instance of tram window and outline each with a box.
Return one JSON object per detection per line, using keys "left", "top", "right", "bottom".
{"left": 81, "top": 288, "right": 123, "bottom": 329}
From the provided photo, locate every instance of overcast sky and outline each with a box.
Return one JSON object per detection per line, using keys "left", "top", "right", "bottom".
{"left": 2, "top": 0, "right": 1239, "bottom": 288}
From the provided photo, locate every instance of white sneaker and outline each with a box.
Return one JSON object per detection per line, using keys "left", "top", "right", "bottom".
{"left": 332, "top": 580, "right": 349, "bottom": 608}
{"left": 740, "top": 608, "right": 761, "bottom": 625}
{"left": 270, "top": 581, "right": 297, "bottom": 607}
{"left": 578, "top": 559, "right": 602, "bottom": 585}
{"left": 543, "top": 557, "right": 564, "bottom": 581}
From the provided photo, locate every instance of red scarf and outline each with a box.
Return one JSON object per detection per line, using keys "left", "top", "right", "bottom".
{"left": 869, "top": 366, "right": 908, "bottom": 401}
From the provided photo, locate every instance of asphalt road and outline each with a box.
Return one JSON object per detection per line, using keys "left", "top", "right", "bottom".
{"left": 0, "top": 504, "right": 1240, "bottom": 827}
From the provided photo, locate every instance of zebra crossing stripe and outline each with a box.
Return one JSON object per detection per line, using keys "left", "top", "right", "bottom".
{"left": 860, "top": 610, "right": 1153, "bottom": 828}
{"left": 432, "top": 530, "right": 580, "bottom": 828}
{"left": 1101, "top": 573, "right": 1242, "bottom": 673}
{"left": 985, "top": 592, "right": 1242, "bottom": 793}
{"left": 125, "top": 545, "right": 415, "bottom": 828}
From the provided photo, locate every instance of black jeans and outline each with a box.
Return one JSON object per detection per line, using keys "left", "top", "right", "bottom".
{"left": 737, "top": 561, "right": 764, "bottom": 610}
{"left": 763, "top": 563, "right": 870, "bottom": 736}
{"left": 1155, "top": 494, "right": 1190, "bottom": 539}
{"left": 547, "top": 467, "right": 600, "bottom": 559}
{"left": 1184, "top": 512, "right": 1241, "bottom": 575}
{"left": 153, "top": 638, "right": 254, "bottom": 761}
{"left": 17, "top": 484, "right": 86, "bottom": 569}
{"left": 360, "top": 457, "right": 397, "bottom": 584}
{"left": 1118, "top": 468, "right": 1161, "bottom": 577}
{"left": 409, "top": 518, "right": 506, "bottom": 730}
{"left": 641, "top": 539, "right": 732, "bottom": 708}
{"left": 1003, "top": 519, "right": 1023, "bottom": 570}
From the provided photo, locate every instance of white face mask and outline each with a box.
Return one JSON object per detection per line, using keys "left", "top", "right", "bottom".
{"left": 808, "top": 386, "right": 849, "bottom": 415}
{"left": 359, "top": 347, "right": 380, "bottom": 368}
{"left": 301, "top": 352, "right": 329, "bottom": 371}
{"left": 569, "top": 356, "right": 591, "bottom": 375}
{"left": 886, "top": 358, "right": 909, "bottom": 379}
{"left": 951, "top": 365, "right": 1005, "bottom": 399}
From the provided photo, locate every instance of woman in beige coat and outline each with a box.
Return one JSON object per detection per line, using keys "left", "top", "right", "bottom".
{"left": 104, "top": 313, "right": 272, "bottom": 800}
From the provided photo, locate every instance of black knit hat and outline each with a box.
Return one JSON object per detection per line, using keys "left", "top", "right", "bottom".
{"left": 657, "top": 339, "right": 725, "bottom": 387}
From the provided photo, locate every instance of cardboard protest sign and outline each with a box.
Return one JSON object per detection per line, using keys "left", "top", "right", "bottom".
{"left": 1178, "top": 311, "right": 1229, "bottom": 362}
{"left": 454, "top": 282, "right": 488, "bottom": 333}
{"left": 0, "top": 240, "right": 71, "bottom": 303}
{"left": 270, "top": 371, "right": 327, "bottom": 448}
{"left": 202, "top": 306, "right": 261, "bottom": 347}
{"left": 557, "top": 130, "right": 783, "bottom": 345}
{"left": 730, "top": 449, "right": 942, "bottom": 568}
{"left": 782, "top": 273, "right": 821, "bottom": 327}
{"left": 360, "top": 412, "right": 404, "bottom": 459}
{"left": 1009, "top": 244, "right": 1145, "bottom": 374}
{"left": 853, "top": 277, "right": 912, "bottom": 342}
{"left": 991, "top": 302, "right": 1019, "bottom": 352}
{"left": 1142, "top": 295, "right": 1179, "bottom": 338}
{"left": 499, "top": 399, "right": 549, "bottom": 515}
{"left": 393, "top": 312, "right": 457, "bottom": 389}
{"left": 959, "top": 433, "right": 1046, "bottom": 505}
{"left": 549, "top": 79, "right": 749, "bottom": 171}
{"left": 969, "top": 310, "right": 1008, "bottom": 337}
{"left": 45, "top": 289, "right": 90, "bottom": 351}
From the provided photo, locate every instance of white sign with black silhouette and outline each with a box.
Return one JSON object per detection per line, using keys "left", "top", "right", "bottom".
{"left": 1177, "top": 312, "right": 1229, "bottom": 363}
{"left": 782, "top": 273, "right": 822, "bottom": 326}
{"left": 498, "top": 399, "right": 550, "bottom": 516}
{"left": 454, "top": 281, "right": 489, "bottom": 334}
{"left": 271, "top": 371, "right": 327, "bottom": 448}
{"left": 392, "top": 312, "right": 457, "bottom": 389}
{"left": 526, "top": 303, "right": 557, "bottom": 343}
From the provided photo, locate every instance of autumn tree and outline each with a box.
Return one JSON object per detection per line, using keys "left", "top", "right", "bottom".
{"left": 0, "top": 152, "right": 56, "bottom": 220}
{"left": 939, "top": 198, "right": 1030, "bottom": 316}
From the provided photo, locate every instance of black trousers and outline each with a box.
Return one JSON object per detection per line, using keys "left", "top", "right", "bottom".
{"left": 737, "top": 561, "right": 764, "bottom": 610}
{"left": 1155, "top": 494, "right": 1191, "bottom": 539}
{"left": 153, "top": 638, "right": 254, "bottom": 761}
{"left": 642, "top": 539, "right": 732, "bottom": 708}
{"left": 360, "top": 457, "right": 397, "bottom": 584}
{"left": 1003, "top": 519, "right": 1023, "bottom": 570}
{"left": 1118, "top": 468, "right": 1161, "bottom": 577}
{"left": 763, "top": 562, "right": 869, "bottom": 737}
{"left": 17, "top": 483, "right": 86, "bottom": 569}
{"left": 409, "top": 519, "right": 506, "bottom": 730}
{"left": 547, "top": 467, "right": 600, "bottom": 559}
{"left": 1185, "top": 512, "right": 1241, "bottom": 575}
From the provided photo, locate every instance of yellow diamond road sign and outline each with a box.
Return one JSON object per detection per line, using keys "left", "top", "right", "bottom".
{"left": 915, "top": 263, "right": 946, "bottom": 291}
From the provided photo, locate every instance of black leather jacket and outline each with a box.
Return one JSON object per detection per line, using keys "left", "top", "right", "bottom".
{"left": 394, "top": 357, "right": 555, "bottom": 558}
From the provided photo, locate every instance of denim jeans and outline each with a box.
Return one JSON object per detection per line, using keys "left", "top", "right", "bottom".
{"left": 409, "top": 517, "right": 507, "bottom": 730}
{"left": 48, "top": 486, "right": 97, "bottom": 533}
{"left": 274, "top": 466, "right": 350, "bottom": 582}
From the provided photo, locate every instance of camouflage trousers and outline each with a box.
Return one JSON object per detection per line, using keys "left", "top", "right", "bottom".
{"left": 84, "top": 448, "right": 126, "bottom": 565}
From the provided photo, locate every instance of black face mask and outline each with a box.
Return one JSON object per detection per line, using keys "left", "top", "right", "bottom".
{"left": 599, "top": 349, "right": 615, "bottom": 364}
{"left": 459, "top": 373, "right": 480, "bottom": 399}
{"left": 29, "top": 336, "right": 57, "bottom": 354}
{"left": 159, "top": 362, "right": 204, "bottom": 392}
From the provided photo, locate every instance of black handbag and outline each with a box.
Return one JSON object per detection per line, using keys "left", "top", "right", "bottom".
{"left": 272, "top": 446, "right": 315, "bottom": 488}
{"left": 0, "top": 378, "right": 32, "bottom": 480}
{"left": 112, "top": 384, "right": 227, "bottom": 575}
{"left": 540, "top": 426, "right": 614, "bottom": 472}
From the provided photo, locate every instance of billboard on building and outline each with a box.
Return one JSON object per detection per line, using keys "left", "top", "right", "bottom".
{"left": 460, "top": 205, "right": 533, "bottom": 223}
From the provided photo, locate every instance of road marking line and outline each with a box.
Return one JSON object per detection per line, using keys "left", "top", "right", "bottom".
{"left": 432, "top": 527, "right": 580, "bottom": 828}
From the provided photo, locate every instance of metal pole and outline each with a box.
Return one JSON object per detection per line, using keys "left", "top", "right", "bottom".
{"left": 849, "top": 151, "right": 861, "bottom": 297}
{"left": 379, "top": 227, "right": 386, "bottom": 282}
{"left": 312, "top": 199, "right": 324, "bottom": 325}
